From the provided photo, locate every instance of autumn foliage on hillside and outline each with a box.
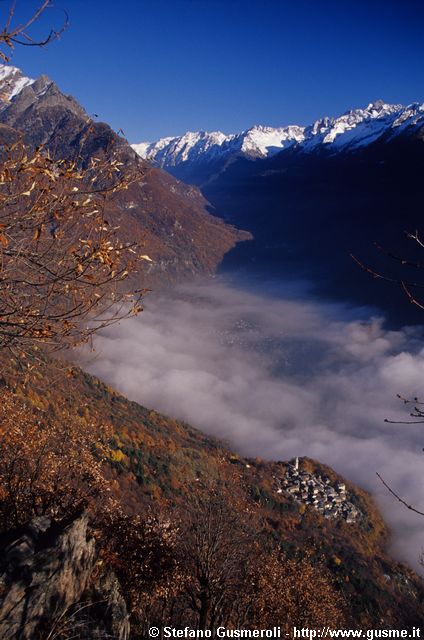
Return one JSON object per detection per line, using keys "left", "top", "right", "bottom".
{"left": 1, "top": 364, "right": 424, "bottom": 634}
{"left": 0, "top": 3, "right": 423, "bottom": 637}
{"left": 0, "top": 388, "right": 112, "bottom": 530}
{"left": 0, "top": 383, "right": 351, "bottom": 635}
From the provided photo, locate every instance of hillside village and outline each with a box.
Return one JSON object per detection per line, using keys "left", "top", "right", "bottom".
{"left": 275, "top": 458, "right": 362, "bottom": 524}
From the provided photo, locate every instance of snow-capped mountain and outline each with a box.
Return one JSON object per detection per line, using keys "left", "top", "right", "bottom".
{"left": 132, "top": 124, "right": 305, "bottom": 167}
{"left": 0, "top": 64, "right": 35, "bottom": 105}
{"left": 300, "top": 100, "right": 424, "bottom": 151}
{"left": 132, "top": 100, "right": 424, "bottom": 169}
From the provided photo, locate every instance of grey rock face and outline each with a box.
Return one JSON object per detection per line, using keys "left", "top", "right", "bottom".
{"left": 0, "top": 76, "right": 84, "bottom": 151}
{"left": 0, "top": 514, "right": 95, "bottom": 639}
{"left": 0, "top": 75, "right": 110, "bottom": 158}
{"left": 84, "top": 569, "right": 131, "bottom": 640}
{"left": 0, "top": 514, "right": 130, "bottom": 640}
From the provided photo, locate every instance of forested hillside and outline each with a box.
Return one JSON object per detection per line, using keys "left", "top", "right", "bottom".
{"left": 0, "top": 354, "right": 423, "bottom": 636}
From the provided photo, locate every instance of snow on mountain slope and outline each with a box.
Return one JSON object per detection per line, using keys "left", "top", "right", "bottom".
{"left": 132, "top": 100, "right": 424, "bottom": 168}
{"left": 237, "top": 124, "right": 305, "bottom": 156}
{"left": 133, "top": 131, "right": 228, "bottom": 167}
{"left": 300, "top": 100, "right": 423, "bottom": 151}
{"left": 0, "top": 64, "right": 35, "bottom": 106}
{"left": 133, "top": 124, "right": 305, "bottom": 168}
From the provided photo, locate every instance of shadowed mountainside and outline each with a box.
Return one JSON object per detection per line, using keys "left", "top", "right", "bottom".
{"left": 0, "top": 67, "right": 249, "bottom": 289}
{"left": 137, "top": 111, "right": 424, "bottom": 325}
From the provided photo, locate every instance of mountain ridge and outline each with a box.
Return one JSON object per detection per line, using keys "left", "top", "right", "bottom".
{"left": 132, "top": 100, "right": 424, "bottom": 171}
{"left": 130, "top": 98, "right": 424, "bottom": 324}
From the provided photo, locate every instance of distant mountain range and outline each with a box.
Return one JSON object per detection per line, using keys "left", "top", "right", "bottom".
{"left": 133, "top": 101, "right": 424, "bottom": 324}
{"left": 0, "top": 64, "right": 247, "bottom": 288}
{"left": 3, "top": 62, "right": 424, "bottom": 322}
{"left": 132, "top": 100, "right": 424, "bottom": 177}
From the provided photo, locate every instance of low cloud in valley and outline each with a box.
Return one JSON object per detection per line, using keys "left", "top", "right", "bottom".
{"left": 83, "top": 279, "right": 424, "bottom": 570}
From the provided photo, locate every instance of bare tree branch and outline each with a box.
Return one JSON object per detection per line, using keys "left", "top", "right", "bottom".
{"left": 376, "top": 472, "right": 424, "bottom": 517}
{"left": 0, "top": 0, "right": 68, "bottom": 62}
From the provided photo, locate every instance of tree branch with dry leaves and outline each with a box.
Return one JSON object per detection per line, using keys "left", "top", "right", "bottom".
{"left": 0, "top": 136, "right": 150, "bottom": 358}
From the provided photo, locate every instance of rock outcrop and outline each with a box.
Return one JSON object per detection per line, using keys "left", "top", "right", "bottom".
{"left": 0, "top": 514, "right": 129, "bottom": 640}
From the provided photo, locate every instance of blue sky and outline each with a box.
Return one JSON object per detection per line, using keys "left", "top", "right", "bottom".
{"left": 7, "top": 0, "right": 424, "bottom": 141}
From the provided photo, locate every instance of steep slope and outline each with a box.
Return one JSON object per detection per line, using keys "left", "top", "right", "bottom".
{"left": 0, "top": 65, "right": 248, "bottom": 288}
{"left": 1, "top": 355, "right": 423, "bottom": 629}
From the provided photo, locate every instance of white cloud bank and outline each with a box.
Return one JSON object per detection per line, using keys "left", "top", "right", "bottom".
{"left": 83, "top": 279, "right": 424, "bottom": 570}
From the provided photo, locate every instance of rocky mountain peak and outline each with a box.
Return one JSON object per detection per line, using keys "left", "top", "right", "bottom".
{"left": 0, "top": 62, "right": 246, "bottom": 287}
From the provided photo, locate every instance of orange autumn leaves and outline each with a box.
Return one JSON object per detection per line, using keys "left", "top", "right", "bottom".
{"left": 0, "top": 138, "right": 148, "bottom": 357}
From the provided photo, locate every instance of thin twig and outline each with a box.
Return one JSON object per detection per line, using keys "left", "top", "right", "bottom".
{"left": 376, "top": 472, "right": 424, "bottom": 516}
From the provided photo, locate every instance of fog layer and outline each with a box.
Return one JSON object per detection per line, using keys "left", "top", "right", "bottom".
{"left": 84, "top": 279, "right": 424, "bottom": 570}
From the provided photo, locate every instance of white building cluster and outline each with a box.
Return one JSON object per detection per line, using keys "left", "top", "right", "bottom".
{"left": 275, "top": 458, "right": 361, "bottom": 524}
